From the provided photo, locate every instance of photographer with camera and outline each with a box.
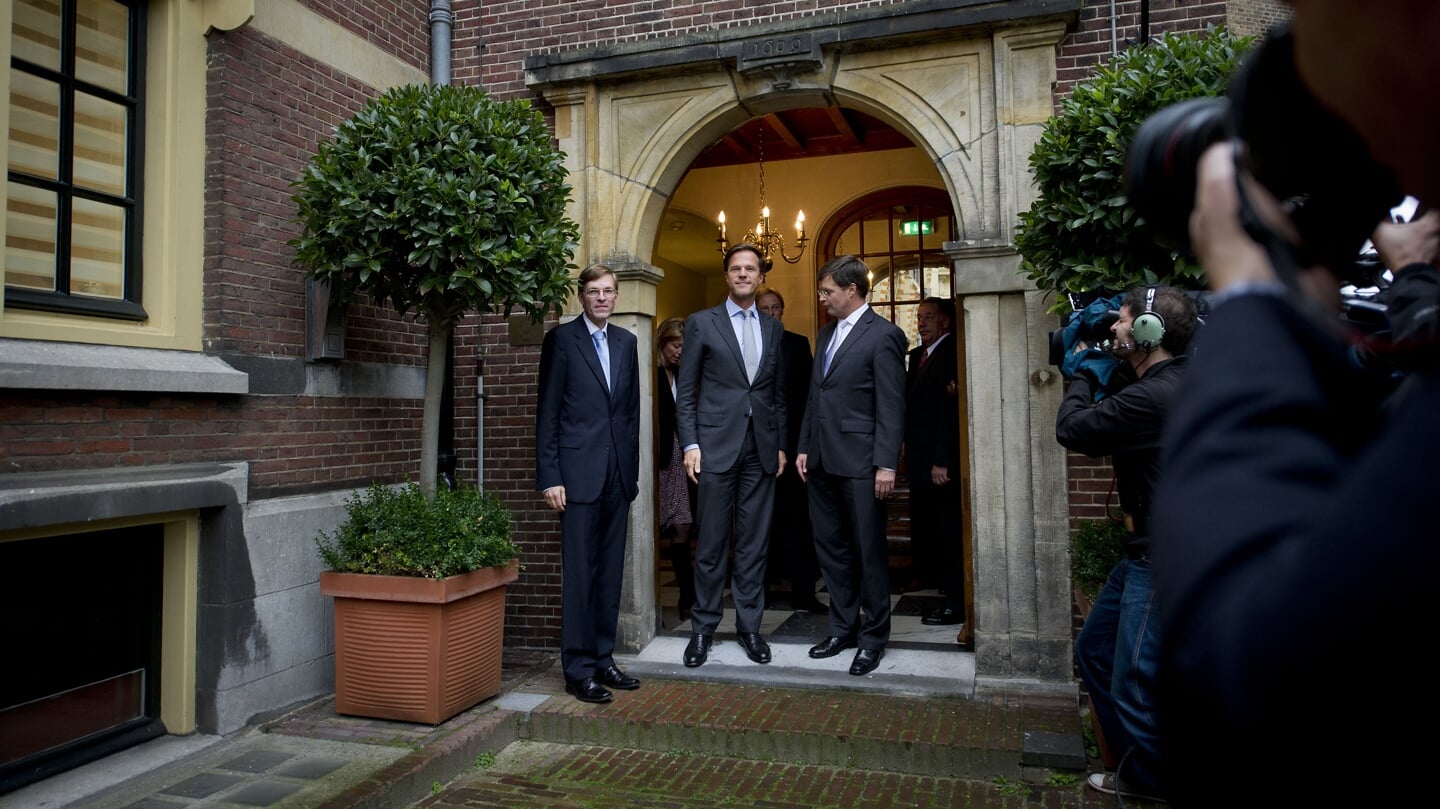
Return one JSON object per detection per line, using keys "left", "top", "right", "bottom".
{"left": 1056, "top": 285, "right": 1197, "bottom": 804}
{"left": 1141, "top": 4, "right": 1440, "bottom": 805}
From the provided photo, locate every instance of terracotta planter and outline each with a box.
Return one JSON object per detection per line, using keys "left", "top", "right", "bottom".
{"left": 319, "top": 560, "right": 519, "bottom": 725}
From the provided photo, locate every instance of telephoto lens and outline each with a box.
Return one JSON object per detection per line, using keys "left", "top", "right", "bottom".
{"left": 1124, "top": 97, "right": 1229, "bottom": 248}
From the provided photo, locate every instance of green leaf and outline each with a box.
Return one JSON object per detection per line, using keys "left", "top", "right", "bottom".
{"left": 1013, "top": 27, "right": 1254, "bottom": 312}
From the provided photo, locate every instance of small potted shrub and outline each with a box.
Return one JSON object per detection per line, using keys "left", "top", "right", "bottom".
{"left": 1068, "top": 517, "right": 1126, "bottom": 617}
{"left": 316, "top": 482, "right": 520, "bottom": 724}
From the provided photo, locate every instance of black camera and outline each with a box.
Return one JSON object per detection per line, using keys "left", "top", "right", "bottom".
{"left": 1125, "top": 25, "right": 1404, "bottom": 288}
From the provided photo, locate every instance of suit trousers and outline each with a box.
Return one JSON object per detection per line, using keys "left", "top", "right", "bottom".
{"left": 808, "top": 467, "right": 892, "bottom": 649}
{"left": 909, "top": 477, "right": 964, "bottom": 607}
{"left": 691, "top": 422, "right": 774, "bottom": 635}
{"left": 768, "top": 463, "right": 817, "bottom": 596}
{"left": 558, "top": 455, "right": 630, "bottom": 683}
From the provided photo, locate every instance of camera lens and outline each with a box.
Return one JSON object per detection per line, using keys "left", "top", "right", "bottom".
{"left": 1125, "top": 97, "right": 1230, "bottom": 249}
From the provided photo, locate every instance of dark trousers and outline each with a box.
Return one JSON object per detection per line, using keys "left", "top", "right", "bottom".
{"left": 691, "top": 423, "right": 774, "bottom": 635}
{"left": 909, "top": 477, "right": 964, "bottom": 608}
{"left": 768, "top": 463, "right": 817, "bottom": 596}
{"left": 558, "top": 457, "right": 630, "bottom": 684}
{"left": 808, "top": 466, "right": 891, "bottom": 650}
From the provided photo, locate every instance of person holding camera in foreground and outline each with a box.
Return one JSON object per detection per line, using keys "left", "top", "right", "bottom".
{"left": 1055, "top": 285, "right": 1196, "bottom": 804}
{"left": 1149, "top": 3, "right": 1440, "bottom": 805}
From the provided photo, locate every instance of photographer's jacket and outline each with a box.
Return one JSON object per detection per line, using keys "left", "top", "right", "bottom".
{"left": 1054, "top": 355, "right": 1189, "bottom": 558}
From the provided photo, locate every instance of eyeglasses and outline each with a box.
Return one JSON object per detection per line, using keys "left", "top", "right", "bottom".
{"left": 817, "top": 287, "right": 842, "bottom": 300}
{"left": 757, "top": 305, "right": 783, "bottom": 314}
{"left": 583, "top": 288, "right": 618, "bottom": 300}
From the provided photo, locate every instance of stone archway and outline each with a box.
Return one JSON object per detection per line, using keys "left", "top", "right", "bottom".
{"left": 528, "top": 10, "right": 1076, "bottom": 687}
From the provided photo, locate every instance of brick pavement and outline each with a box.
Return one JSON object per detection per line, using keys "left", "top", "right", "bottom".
{"left": 22, "top": 650, "right": 1163, "bottom": 809}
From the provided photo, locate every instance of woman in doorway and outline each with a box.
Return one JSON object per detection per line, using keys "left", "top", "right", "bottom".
{"left": 655, "top": 317, "right": 696, "bottom": 622}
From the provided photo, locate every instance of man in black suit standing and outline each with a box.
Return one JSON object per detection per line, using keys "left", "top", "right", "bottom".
{"left": 535, "top": 264, "right": 642, "bottom": 704}
{"left": 904, "top": 297, "right": 964, "bottom": 626}
{"left": 757, "top": 289, "right": 824, "bottom": 615}
{"left": 796, "top": 255, "right": 907, "bottom": 676}
{"left": 675, "top": 243, "right": 788, "bottom": 668}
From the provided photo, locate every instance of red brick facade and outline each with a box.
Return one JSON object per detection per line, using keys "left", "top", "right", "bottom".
{"left": 0, "top": 0, "right": 1259, "bottom": 658}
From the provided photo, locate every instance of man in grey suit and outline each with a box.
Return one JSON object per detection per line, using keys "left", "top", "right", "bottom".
{"left": 535, "top": 264, "right": 642, "bottom": 704}
{"left": 675, "top": 242, "right": 788, "bottom": 668}
{"left": 796, "top": 255, "right": 907, "bottom": 676}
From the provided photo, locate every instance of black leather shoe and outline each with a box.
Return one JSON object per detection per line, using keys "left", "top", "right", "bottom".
{"left": 683, "top": 633, "right": 712, "bottom": 667}
{"left": 564, "top": 677, "right": 613, "bottom": 704}
{"left": 597, "top": 664, "right": 640, "bottom": 690}
{"left": 849, "top": 647, "right": 884, "bottom": 676}
{"left": 808, "top": 635, "right": 856, "bottom": 659}
{"left": 921, "top": 606, "right": 964, "bottom": 626}
{"left": 793, "top": 594, "right": 829, "bottom": 615}
{"left": 737, "top": 632, "right": 771, "bottom": 664}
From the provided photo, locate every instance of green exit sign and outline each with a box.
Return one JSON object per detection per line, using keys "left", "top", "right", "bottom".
{"left": 899, "top": 220, "right": 933, "bottom": 236}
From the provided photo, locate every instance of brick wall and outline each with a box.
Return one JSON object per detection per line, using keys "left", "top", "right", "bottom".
{"left": 475, "top": 313, "right": 562, "bottom": 650}
{"left": 452, "top": 0, "right": 907, "bottom": 98}
{"left": 1056, "top": 0, "right": 1230, "bottom": 100}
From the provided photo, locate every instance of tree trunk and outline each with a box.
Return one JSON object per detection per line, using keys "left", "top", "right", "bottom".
{"left": 420, "top": 318, "right": 451, "bottom": 499}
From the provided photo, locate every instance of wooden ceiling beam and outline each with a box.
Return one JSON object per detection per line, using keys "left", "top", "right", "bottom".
{"left": 763, "top": 113, "right": 803, "bottom": 151}
{"left": 826, "top": 106, "right": 861, "bottom": 148}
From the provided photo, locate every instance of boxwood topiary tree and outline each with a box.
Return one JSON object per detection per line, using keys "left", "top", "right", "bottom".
{"left": 1015, "top": 28, "right": 1253, "bottom": 313}
{"left": 292, "top": 83, "right": 580, "bottom": 498}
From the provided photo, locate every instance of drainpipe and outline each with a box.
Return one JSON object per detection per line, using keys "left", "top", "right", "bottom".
{"left": 1109, "top": 0, "right": 1117, "bottom": 55}
{"left": 428, "top": 2, "right": 474, "bottom": 486}
{"left": 430, "top": 1, "right": 453, "bottom": 85}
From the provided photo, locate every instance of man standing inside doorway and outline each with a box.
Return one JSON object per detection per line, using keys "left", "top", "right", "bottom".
{"left": 904, "top": 297, "right": 964, "bottom": 627}
{"left": 757, "top": 289, "right": 824, "bottom": 615}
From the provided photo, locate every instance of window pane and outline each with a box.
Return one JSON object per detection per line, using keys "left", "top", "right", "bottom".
{"left": 5, "top": 182, "right": 58, "bottom": 291}
{"left": 12, "top": 0, "right": 62, "bottom": 71}
{"left": 8, "top": 71, "right": 60, "bottom": 180}
{"left": 76, "top": 0, "right": 129, "bottom": 93}
{"left": 74, "top": 92, "right": 126, "bottom": 195}
{"left": 833, "top": 221, "right": 862, "bottom": 256}
{"left": 861, "top": 215, "right": 891, "bottom": 257}
{"left": 70, "top": 196, "right": 125, "bottom": 298}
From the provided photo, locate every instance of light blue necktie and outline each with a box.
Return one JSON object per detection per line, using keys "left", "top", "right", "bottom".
{"left": 823, "top": 319, "right": 849, "bottom": 375}
{"left": 593, "top": 329, "right": 611, "bottom": 391}
{"left": 741, "top": 309, "right": 759, "bottom": 383}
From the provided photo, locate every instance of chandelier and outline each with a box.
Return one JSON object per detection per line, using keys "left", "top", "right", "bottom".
{"left": 715, "top": 127, "right": 808, "bottom": 265}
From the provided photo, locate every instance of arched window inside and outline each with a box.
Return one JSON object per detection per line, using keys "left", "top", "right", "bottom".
{"left": 818, "top": 187, "right": 956, "bottom": 348}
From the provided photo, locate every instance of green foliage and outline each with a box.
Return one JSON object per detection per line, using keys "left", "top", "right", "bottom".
{"left": 291, "top": 83, "right": 580, "bottom": 325}
{"left": 1015, "top": 28, "right": 1254, "bottom": 312}
{"left": 316, "top": 482, "right": 518, "bottom": 578}
{"left": 992, "top": 776, "right": 1029, "bottom": 797}
{"left": 1069, "top": 518, "right": 1127, "bottom": 599}
{"left": 1046, "top": 772, "right": 1081, "bottom": 787}
{"left": 474, "top": 751, "right": 497, "bottom": 769}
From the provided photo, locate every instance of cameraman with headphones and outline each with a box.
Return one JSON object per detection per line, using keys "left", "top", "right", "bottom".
{"left": 1055, "top": 285, "right": 1198, "bottom": 803}
{"left": 1151, "top": 3, "right": 1440, "bottom": 805}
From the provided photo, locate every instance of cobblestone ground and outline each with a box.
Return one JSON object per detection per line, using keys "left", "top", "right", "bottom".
{"left": 411, "top": 740, "right": 1148, "bottom": 809}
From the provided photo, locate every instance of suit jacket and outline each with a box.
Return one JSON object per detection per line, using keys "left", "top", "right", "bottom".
{"left": 778, "top": 330, "right": 813, "bottom": 457}
{"left": 903, "top": 333, "right": 959, "bottom": 481}
{"left": 798, "top": 306, "right": 907, "bottom": 478}
{"left": 535, "top": 316, "right": 640, "bottom": 503}
{"left": 674, "top": 301, "right": 787, "bottom": 473}
{"left": 655, "top": 364, "right": 679, "bottom": 470}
